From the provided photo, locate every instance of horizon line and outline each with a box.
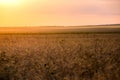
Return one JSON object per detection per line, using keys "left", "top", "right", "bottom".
{"left": 0, "top": 23, "right": 120, "bottom": 27}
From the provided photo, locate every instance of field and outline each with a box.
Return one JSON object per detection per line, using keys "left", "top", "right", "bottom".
{"left": 0, "top": 26, "right": 120, "bottom": 33}
{"left": 0, "top": 33, "right": 120, "bottom": 80}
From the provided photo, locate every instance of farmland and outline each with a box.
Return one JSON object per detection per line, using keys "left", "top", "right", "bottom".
{"left": 0, "top": 34, "right": 120, "bottom": 80}
{"left": 0, "top": 30, "right": 120, "bottom": 80}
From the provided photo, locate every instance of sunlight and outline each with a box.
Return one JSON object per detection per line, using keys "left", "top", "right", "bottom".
{"left": 0, "top": 0, "right": 21, "bottom": 6}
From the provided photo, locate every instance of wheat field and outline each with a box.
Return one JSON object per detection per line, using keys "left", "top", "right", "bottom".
{"left": 0, "top": 33, "right": 120, "bottom": 80}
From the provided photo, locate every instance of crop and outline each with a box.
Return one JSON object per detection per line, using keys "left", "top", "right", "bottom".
{"left": 0, "top": 33, "right": 120, "bottom": 80}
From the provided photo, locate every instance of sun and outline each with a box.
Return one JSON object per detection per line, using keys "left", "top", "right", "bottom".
{"left": 0, "top": 0, "right": 21, "bottom": 6}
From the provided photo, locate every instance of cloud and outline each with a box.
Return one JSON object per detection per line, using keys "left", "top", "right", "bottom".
{"left": 23, "top": 0, "right": 120, "bottom": 16}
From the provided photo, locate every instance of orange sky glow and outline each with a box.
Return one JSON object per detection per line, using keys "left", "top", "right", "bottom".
{"left": 0, "top": 0, "right": 120, "bottom": 27}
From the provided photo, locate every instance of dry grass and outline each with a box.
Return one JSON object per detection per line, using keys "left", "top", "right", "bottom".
{"left": 0, "top": 33, "right": 120, "bottom": 80}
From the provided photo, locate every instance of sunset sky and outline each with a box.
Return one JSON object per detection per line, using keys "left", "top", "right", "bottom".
{"left": 0, "top": 0, "right": 120, "bottom": 27}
